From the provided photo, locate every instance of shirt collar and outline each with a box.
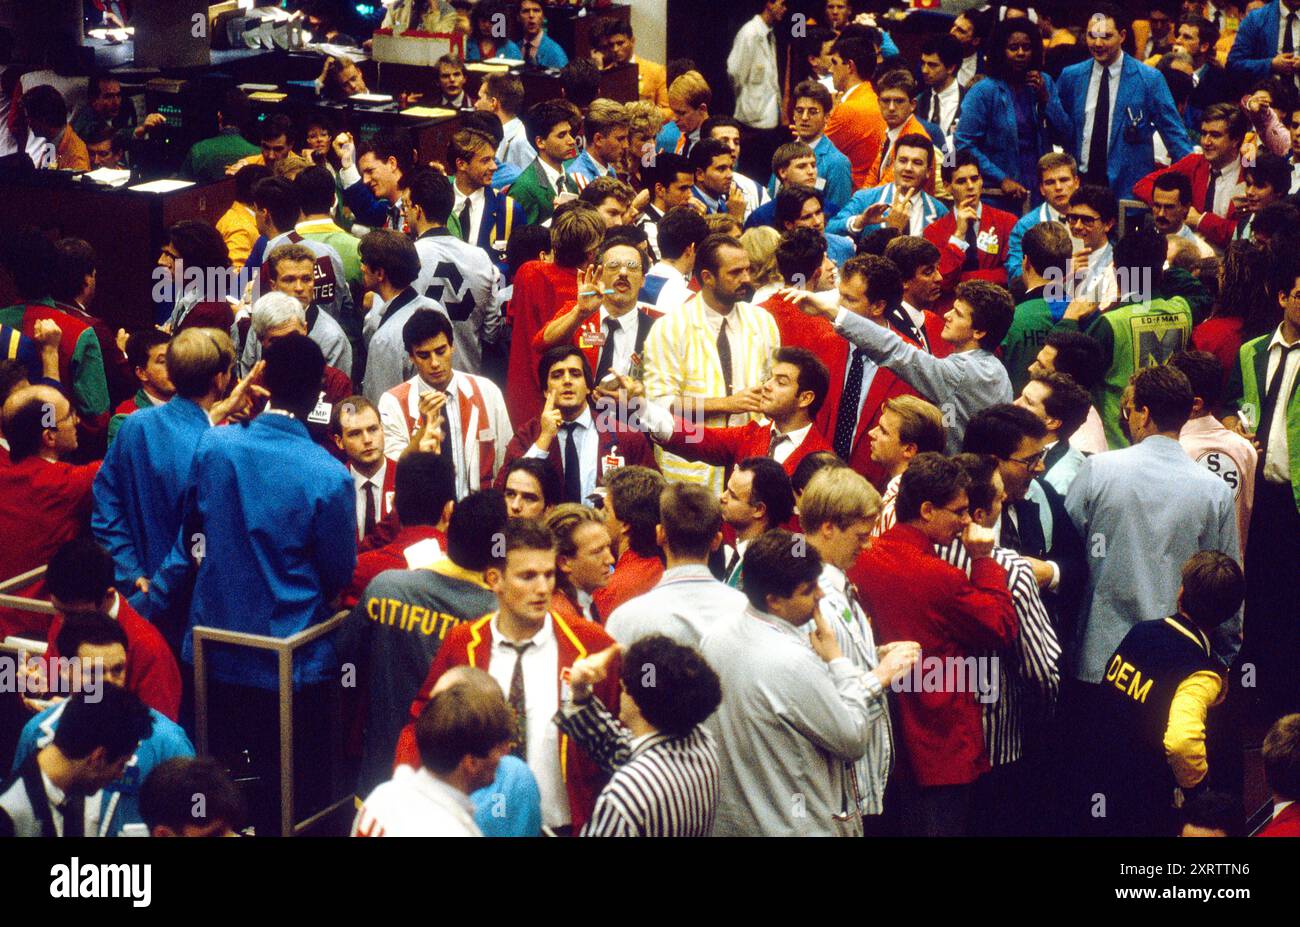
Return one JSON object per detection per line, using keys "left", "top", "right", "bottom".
{"left": 490, "top": 611, "right": 552, "bottom": 647}
{"left": 769, "top": 420, "right": 813, "bottom": 448}
{"left": 537, "top": 156, "right": 564, "bottom": 190}
{"left": 745, "top": 604, "right": 810, "bottom": 643}
{"left": 1095, "top": 55, "right": 1123, "bottom": 79}
{"left": 564, "top": 405, "right": 595, "bottom": 432}
{"left": 1268, "top": 323, "right": 1300, "bottom": 350}
{"left": 411, "top": 767, "right": 477, "bottom": 816}
{"left": 352, "top": 459, "right": 387, "bottom": 491}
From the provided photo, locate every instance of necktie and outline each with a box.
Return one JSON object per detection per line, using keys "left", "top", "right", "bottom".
{"left": 561, "top": 422, "right": 582, "bottom": 503}
{"left": 961, "top": 220, "right": 980, "bottom": 272}
{"left": 588, "top": 598, "right": 601, "bottom": 624}
{"left": 1286, "top": 13, "right": 1296, "bottom": 55}
{"left": 928, "top": 91, "right": 940, "bottom": 125}
{"left": 879, "top": 135, "right": 893, "bottom": 174}
{"left": 1001, "top": 508, "right": 1022, "bottom": 553}
{"left": 766, "top": 428, "right": 788, "bottom": 458}
{"left": 61, "top": 794, "right": 84, "bottom": 838}
{"left": 594, "top": 317, "right": 618, "bottom": 382}
{"left": 437, "top": 390, "right": 452, "bottom": 455}
{"left": 833, "top": 348, "right": 869, "bottom": 459}
{"left": 526, "top": 39, "right": 537, "bottom": 65}
{"left": 388, "top": 203, "right": 404, "bottom": 232}
{"left": 457, "top": 197, "right": 472, "bottom": 242}
{"left": 1256, "top": 343, "right": 1300, "bottom": 451}
{"left": 505, "top": 641, "right": 531, "bottom": 760}
{"left": 716, "top": 318, "right": 733, "bottom": 396}
{"left": 1204, "top": 167, "right": 1220, "bottom": 215}
{"left": 1088, "top": 63, "right": 1111, "bottom": 184}
{"left": 363, "top": 482, "right": 376, "bottom": 539}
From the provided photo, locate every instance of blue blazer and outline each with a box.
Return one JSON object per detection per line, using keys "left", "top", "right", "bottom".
{"left": 451, "top": 179, "right": 527, "bottom": 273}
{"left": 954, "top": 75, "right": 1062, "bottom": 190}
{"left": 1227, "top": 1, "right": 1287, "bottom": 84}
{"left": 1051, "top": 54, "right": 1193, "bottom": 199}
{"left": 827, "top": 183, "right": 949, "bottom": 238}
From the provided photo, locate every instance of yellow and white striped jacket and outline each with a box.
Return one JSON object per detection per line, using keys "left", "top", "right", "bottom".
{"left": 641, "top": 292, "right": 780, "bottom": 492}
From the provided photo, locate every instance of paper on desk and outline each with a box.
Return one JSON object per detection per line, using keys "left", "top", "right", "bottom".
{"left": 240, "top": 83, "right": 280, "bottom": 92}
{"left": 484, "top": 57, "right": 525, "bottom": 66}
{"left": 129, "top": 179, "right": 196, "bottom": 194}
{"left": 249, "top": 91, "right": 288, "bottom": 102}
{"left": 465, "top": 62, "right": 510, "bottom": 74}
{"left": 84, "top": 167, "right": 132, "bottom": 186}
{"left": 400, "top": 106, "right": 457, "bottom": 118}
{"left": 351, "top": 92, "right": 395, "bottom": 103}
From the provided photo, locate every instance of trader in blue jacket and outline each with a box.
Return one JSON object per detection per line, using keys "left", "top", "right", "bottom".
{"left": 1226, "top": 0, "right": 1300, "bottom": 86}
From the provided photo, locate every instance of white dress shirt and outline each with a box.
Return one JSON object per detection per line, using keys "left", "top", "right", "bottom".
{"left": 1203, "top": 158, "right": 1241, "bottom": 218}
{"left": 842, "top": 344, "right": 880, "bottom": 429}
{"left": 701, "top": 303, "right": 742, "bottom": 390}
{"left": 42, "top": 771, "right": 103, "bottom": 838}
{"left": 1081, "top": 57, "right": 1124, "bottom": 175}
{"left": 1261, "top": 326, "right": 1300, "bottom": 483}
{"left": 934, "top": 80, "right": 961, "bottom": 138}
{"left": 958, "top": 52, "right": 978, "bottom": 87}
{"left": 1279, "top": 4, "right": 1300, "bottom": 54}
{"left": 525, "top": 405, "right": 599, "bottom": 500}
{"left": 647, "top": 261, "right": 691, "bottom": 315}
{"left": 766, "top": 421, "right": 812, "bottom": 466}
{"left": 352, "top": 766, "right": 482, "bottom": 837}
{"left": 487, "top": 613, "right": 566, "bottom": 826}
{"left": 452, "top": 185, "right": 486, "bottom": 245}
{"left": 351, "top": 459, "right": 389, "bottom": 541}
{"left": 595, "top": 306, "right": 637, "bottom": 377}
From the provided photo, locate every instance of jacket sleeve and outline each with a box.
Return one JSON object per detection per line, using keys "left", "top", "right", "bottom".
{"left": 340, "top": 175, "right": 392, "bottom": 229}
{"left": 314, "top": 472, "right": 360, "bottom": 600}
{"left": 834, "top": 307, "right": 963, "bottom": 404}
{"left": 554, "top": 695, "right": 632, "bottom": 777}
{"left": 826, "top": 189, "right": 869, "bottom": 236}
{"left": 1163, "top": 671, "right": 1222, "bottom": 788}
{"left": 1044, "top": 70, "right": 1075, "bottom": 147}
{"left": 780, "top": 654, "right": 880, "bottom": 761}
{"left": 1006, "top": 558, "right": 1061, "bottom": 709}
{"left": 1151, "top": 71, "right": 1194, "bottom": 163}
{"left": 1226, "top": 15, "right": 1276, "bottom": 85}
{"left": 926, "top": 218, "right": 968, "bottom": 289}
{"left": 92, "top": 432, "right": 145, "bottom": 585}
{"left": 821, "top": 152, "right": 853, "bottom": 216}
{"left": 71, "top": 328, "right": 110, "bottom": 416}
{"left": 952, "top": 82, "right": 1008, "bottom": 186}
{"left": 660, "top": 421, "right": 747, "bottom": 468}
{"left": 941, "top": 557, "right": 1019, "bottom": 651}
{"left": 1005, "top": 215, "right": 1029, "bottom": 283}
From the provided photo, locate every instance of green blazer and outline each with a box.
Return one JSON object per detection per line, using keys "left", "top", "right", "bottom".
{"left": 508, "top": 157, "right": 577, "bottom": 225}
{"left": 1228, "top": 330, "right": 1300, "bottom": 512}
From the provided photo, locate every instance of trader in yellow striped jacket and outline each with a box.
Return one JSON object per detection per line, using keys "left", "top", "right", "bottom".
{"left": 641, "top": 234, "right": 780, "bottom": 493}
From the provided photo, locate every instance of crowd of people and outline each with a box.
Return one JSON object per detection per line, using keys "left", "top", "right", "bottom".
{"left": 0, "top": 0, "right": 1299, "bottom": 839}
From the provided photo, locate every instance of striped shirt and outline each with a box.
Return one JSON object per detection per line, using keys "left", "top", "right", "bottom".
{"left": 555, "top": 696, "right": 719, "bottom": 837}
{"left": 935, "top": 541, "right": 1061, "bottom": 766}
{"left": 871, "top": 474, "right": 901, "bottom": 538}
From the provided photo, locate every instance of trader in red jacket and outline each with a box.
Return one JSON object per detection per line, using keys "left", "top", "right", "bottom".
{"left": 923, "top": 150, "right": 1018, "bottom": 291}
{"left": 850, "top": 452, "right": 1018, "bottom": 836}
{"left": 395, "top": 519, "right": 619, "bottom": 835}
{"left": 1258, "top": 713, "right": 1300, "bottom": 837}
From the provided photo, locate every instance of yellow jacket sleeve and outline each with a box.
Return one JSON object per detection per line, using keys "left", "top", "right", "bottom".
{"left": 1163, "top": 670, "right": 1224, "bottom": 789}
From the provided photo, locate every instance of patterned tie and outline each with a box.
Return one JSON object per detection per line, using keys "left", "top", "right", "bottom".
{"left": 928, "top": 91, "right": 940, "bottom": 125}
{"left": 716, "top": 318, "right": 733, "bottom": 396}
{"left": 561, "top": 422, "right": 582, "bottom": 503}
{"left": 833, "top": 348, "right": 869, "bottom": 459}
{"left": 505, "top": 641, "right": 531, "bottom": 760}
{"left": 1088, "top": 64, "right": 1110, "bottom": 184}
{"left": 594, "top": 317, "right": 618, "bottom": 382}
{"left": 766, "top": 428, "right": 788, "bottom": 458}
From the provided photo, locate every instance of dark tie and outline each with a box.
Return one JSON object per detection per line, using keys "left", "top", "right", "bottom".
{"left": 388, "top": 203, "right": 404, "bottom": 232}
{"left": 457, "top": 197, "right": 472, "bottom": 242}
{"left": 1088, "top": 64, "right": 1111, "bottom": 185}
{"left": 526, "top": 40, "right": 536, "bottom": 65}
{"left": 716, "top": 318, "right": 733, "bottom": 396}
{"left": 766, "top": 428, "right": 788, "bottom": 458}
{"left": 437, "top": 390, "right": 452, "bottom": 456}
{"left": 61, "top": 794, "right": 84, "bottom": 838}
{"left": 1204, "top": 168, "right": 1220, "bottom": 215}
{"left": 1256, "top": 343, "right": 1300, "bottom": 452}
{"left": 505, "top": 641, "right": 531, "bottom": 760}
{"left": 561, "top": 422, "right": 583, "bottom": 503}
{"left": 928, "top": 91, "right": 940, "bottom": 125}
{"left": 1286, "top": 13, "right": 1296, "bottom": 54}
{"left": 1001, "top": 509, "right": 1022, "bottom": 553}
{"left": 594, "top": 317, "right": 618, "bottom": 382}
{"left": 962, "top": 220, "right": 980, "bottom": 272}
{"left": 588, "top": 598, "right": 601, "bottom": 624}
{"left": 363, "top": 482, "right": 376, "bottom": 539}
{"left": 833, "top": 348, "right": 869, "bottom": 460}
{"left": 879, "top": 135, "right": 893, "bottom": 173}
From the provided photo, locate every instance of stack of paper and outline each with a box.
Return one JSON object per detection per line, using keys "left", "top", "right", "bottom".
{"left": 128, "top": 179, "right": 196, "bottom": 194}
{"left": 83, "top": 168, "right": 131, "bottom": 187}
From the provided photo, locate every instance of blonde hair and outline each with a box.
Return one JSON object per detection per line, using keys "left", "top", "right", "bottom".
{"left": 741, "top": 226, "right": 782, "bottom": 287}
{"left": 543, "top": 503, "right": 608, "bottom": 598}
{"left": 798, "top": 467, "right": 881, "bottom": 532}
{"left": 624, "top": 99, "right": 666, "bottom": 140}
{"left": 705, "top": 214, "right": 742, "bottom": 237}
{"left": 583, "top": 98, "right": 629, "bottom": 142}
{"left": 883, "top": 395, "right": 946, "bottom": 453}
{"left": 668, "top": 70, "right": 711, "bottom": 109}
{"left": 167, "top": 327, "right": 234, "bottom": 399}
{"left": 551, "top": 203, "right": 606, "bottom": 267}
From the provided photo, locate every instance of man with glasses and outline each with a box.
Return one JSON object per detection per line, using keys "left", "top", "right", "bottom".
{"left": 850, "top": 452, "right": 1018, "bottom": 836}
{"left": 1063, "top": 185, "right": 1119, "bottom": 306}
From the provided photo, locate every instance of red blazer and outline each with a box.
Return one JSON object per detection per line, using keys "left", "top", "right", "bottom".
{"left": 352, "top": 459, "right": 398, "bottom": 545}
{"left": 660, "top": 416, "right": 832, "bottom": 478}
{"left": 592, "top": 548, "right": 664, "bottom": 619}
{"left": 1132, "top": 153, "right": 1241, "bottom": 248}
{"left": 531, "top": 302, "right": 662, "bottom": 374}
{"left": 499, "top": 410, "right": 659, "bottom": 489}
{"left": 1257, "top": 803, "right": 1300, "bottom": 837}
{"left": 342, "top": 526, "right": 445, "bottom": 609}
{"left": 761, "top": 292, "right": 842, "bottom": 356}
{"left": 46, "top": 594, "right": 182, "bottom": 721}
{"left": 923, "top": 203, "right": 1019, "bottom": 290}
{"left": 395, "top": 611, "right": 620, "bottom": 832}
{"left": 506, "top": 262, "right": 580, "bottom": 425}
{"left": 815, "top": 321, "right": 924, "bottom": 488}
{"left": 849, "top": 524, "right": 1018, "bottom": 787}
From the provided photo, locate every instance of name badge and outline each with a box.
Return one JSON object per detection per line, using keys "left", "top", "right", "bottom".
{"left": 603, "top": 444, "right": 625, "bottom": 473}
{"left": 579, "top": 328, "right": 607, "bottom": 348}
{"left": 559, "top": 666, "right": 573, "bottom": 702}
{"left": 976, "top": 229, "right": 999, "bottom": 255}
{"left": 307, "top": 392, "right": 332, "bottom": 426}
{"left": 384, "top": 491, "right": 395, "bottom": 512}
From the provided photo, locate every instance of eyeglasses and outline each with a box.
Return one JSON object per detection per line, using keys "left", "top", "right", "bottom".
{"left": 1066, "top": 213, "right": 1101, "bottom": 225}
{"left": 1008, "top": 449, "right": 1047, "bottom": 468}
{"left": 602, "top": 260, "right": 642, "bottom": 272}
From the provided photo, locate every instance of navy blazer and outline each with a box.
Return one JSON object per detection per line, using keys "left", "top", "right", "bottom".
{"left": 1227, "top": 1, "right": 1291, "bottom": 84}
{"left": 1050, "top": 54, "right": 1194, "bottom": 199}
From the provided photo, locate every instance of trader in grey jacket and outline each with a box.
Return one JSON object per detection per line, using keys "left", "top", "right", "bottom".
{"left": 784, "top": 277, "right": 1016, "bottom": 452}
{"left": 699, "top": 529, "right": 920, "bottom": 836}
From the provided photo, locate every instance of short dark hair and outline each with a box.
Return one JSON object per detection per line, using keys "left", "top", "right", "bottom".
{"left": 293, "top": 166, "right": 338, "bottom": 216}
{"left": 1263, "top": 713, "right": 1300, "bottom": 801}
{"left": 1178, "top": 550, "right": 1244, "bottom": 630}
{"left": 894, "top": 452, "right": 968, "bottom": 523}
{"left": 168, "top": 220, "right": 230, "bottom": 273}
{"left": 791, "top": 79, "right": 833, "bottom": 114}
{"left": 648, "top": 152, "right": 693, "bottom": 195}
{"left": 234, "top": 162, "right": 271, "bottom": 204}
{"left": 920, "top": 33, "right": 963, "bottom": 69}
{"left": 559, "top": 57, "right": 602, "bottom": 107}
{"left": 658, "top": 482, "right": 722, "bottom": 559}
{"left": 1044, "top": 330, "right": 1106, "bottom": 389}
{"left": 774, "top": 226, "right": 827, "bottom": 283}
{"left": 1, "top": 226, "right": 56, "bottom": 300}
{"left": 253, "top": 176, "right": 300, "bottom": 232}
{"left": 655, "top": 206, "right": 710, "bottom": 261}
{"left": 1088, "top": 3, "right": 1131, "bottom": 35}
{"left": 875, "top": 68, "right": 917, "bottom": 98}
{"left": 791, "top": 450, "right": 848, "bottom": 495}
{"left": 407, "top": 168, "right": 455, "bottom": 225}
{"left": 51, "top": 238, "right": 96, "bottom": 302}
{"left": 738, "top": 456, "right": 795, "bottom": 530}
{"left": 1157, "top": 60, "right": 1194, "bottom": 109}
{"left": 1023, "top": 221, "right": 1073, "bottom": 277}
{"left": 952, "top": 452, "right": 1001, "bottom": 516}
{"left": 621, "top": 635, "right": 722, "bottom": 736}
{"left": 830, "top": 35, "right": 877, "bottom": 83}
{"left": 843, "top": 253, "right": 904, "bottom": 307}
{"left": 940, "top": 148, "right": 981, "bottom": 185}
{"left": 689, "top": 137, "right": 732, "bottom": 175}
{"left": 884, "top": 235, "right": 941, "bottom": 281}
{"left": 1179, "top": 14, "right": 1219, "bottom": 51}
{"left": 590, "top": 15, "right": 633, "bottom": 46}
{"left": 538, "top": 343, "right": 593, "bottom": 391}
{"left": 141, "top": 757, "right": 246, "bottom": 834}
{"left": 956, "top": 280, "right": 1015, "bottom": 350}
{"left": 501, "top": 457, "right": 562, "bottom": 510}
{"left": 774, "top": 184, "right": 823, "bottom": 229}
{"left": 358, "top": 127, "right": 415, "bottom": 179}
{"left": 55, "top": 611, "right": 127, "bottom": 660}
{"left": 359, "top": 228, "right": 422, "bottom": 289}
{"left": 962, "top": 403, "right": 1048, "bottom": 458}
{"left": 1069, "top": 184, "right": 1119, "bottom": 225}
{"left": 1256, "top": 202, "right": 1300, "bottom": 248}
{"left": 502, "top": 516, "right": 557, "bottom": 561}
{"left": 1131, "top": 364, "right": 1195, "bottom": 432}
{"left": 1031, "top": 371, "right": 1093, "bottom": 440}
{"left": 774, "top": 346, "right": 830, "bottom": 416}
{"left": 257, "top": 113, "right": 292, "bottom": 143}
{"left": 1152, "top": 170, "right": 1193, "bottom": 205}
{"left": 894, "top": 132, "right": 934, "bottom": 167}
{"left": 394, "top": 451, "right": 457, "bottom": 529}
{"left": 416, "top": 678, "right": 516, "bottom": 775}
{"left": 262, "top": 333, "right": 325, "bottom": 415}
{"left": 52, "top": 686, "right": 153, "bottom": 764}
{"left": 701, "top": 114, "right": 742, "bottom": 140}
{"left": 525, "top": 100, "right": 575, "bottom": 149}
{"left": 402, "top": 307, "right": 455, "bottom": 353}
{"left": 742, "top": 528, "right": 823, "bottom": 612}
{"left": 20, "top": 84, "right": 67, "bottom": 131}
{"left": 1179, "top": 789, "right": 1241, "bottom": 836}
{"left": 46, "top": 537, "right": 115, "bottom": 605}
{"left": 1168, "top": 350, "right": 1224, "bottom": 409}
{"left": 695, "top": 233, "right": 745, "bottom": 280}
{"left": 1242, "top": 152, "right": 1291, "bottom": 197}
{"left": 448, "top": 489, "right": 510, "bottom": 571}
{"left": 606, "top": 465, "right": 666, "bottom": 557}
{"left": 1114, "top": 227, "right": 1170, "bottom": 294}
{"left": 1200, "top": 101, "right": 1247, "bottom": 142}
{"left": 482, "top": 73, "right": 525, "bottom": 117}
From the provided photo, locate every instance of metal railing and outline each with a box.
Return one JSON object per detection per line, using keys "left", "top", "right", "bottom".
{"left": 192, "top": 609, "right": 352, "bottom": 837}
{"left": 0, "top": 565, "right": 52, "bottom": 660}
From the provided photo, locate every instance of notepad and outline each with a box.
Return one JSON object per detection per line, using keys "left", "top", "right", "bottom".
{"left": 239, "top": 83, "right": 280, "bottom": 92}
{"left": 400, "top": 106, "right": 457, "bottom": 118}
{"left": 248, "top": 91, "right": 287, "bottom": 102}
{"left": 129, "top": 179, "right": 196, "bottom": 194}
{"left": 350, "top": 92, "right": 394, "bottom": 103}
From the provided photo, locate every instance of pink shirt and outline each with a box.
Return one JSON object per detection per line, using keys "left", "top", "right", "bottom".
{"left": 1179, "top": 415, "right": 1257, "bottom": 551}
{"left": 1070, "top": 405, "right": 1109, "bottom": 455}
